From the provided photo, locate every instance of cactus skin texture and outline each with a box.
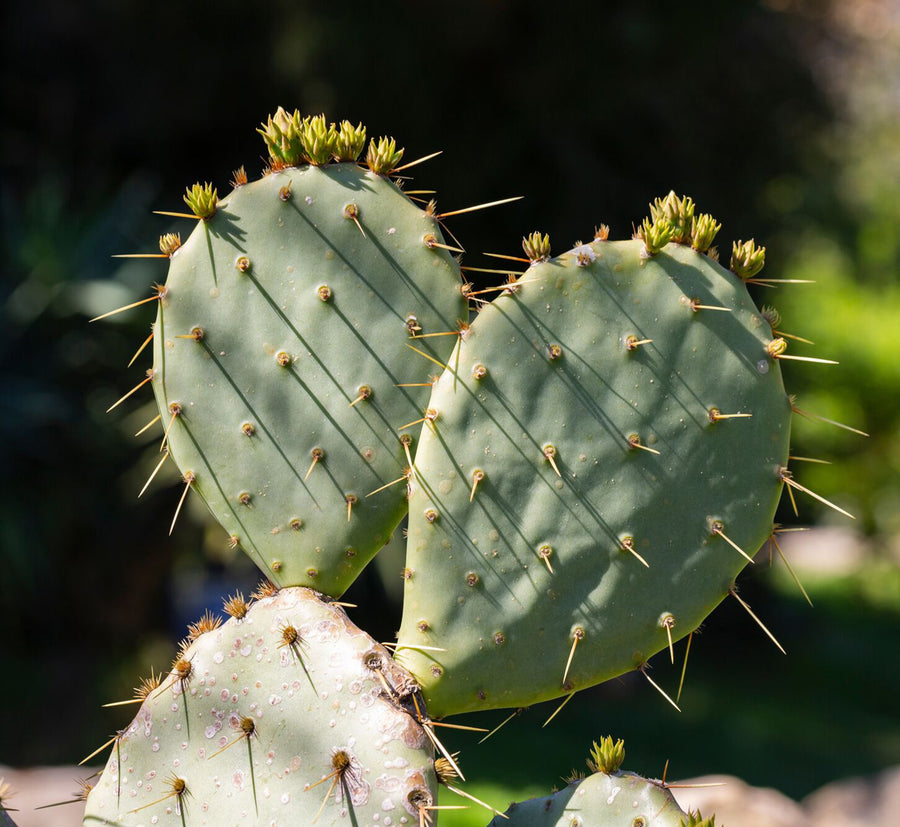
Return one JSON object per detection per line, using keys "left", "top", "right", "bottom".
{"left": 84, "top": 587, "right": 437, "bottom": 826}
{"left": 152, "top": 134, "right": 467, "bottom": 596}
{"left": 396, "top": 232, "right": 791, "bottom": 716}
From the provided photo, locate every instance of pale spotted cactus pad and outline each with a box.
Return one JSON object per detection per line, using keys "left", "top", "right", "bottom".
{"left": 83, "top": 588, "right": 437, "bottom": 825}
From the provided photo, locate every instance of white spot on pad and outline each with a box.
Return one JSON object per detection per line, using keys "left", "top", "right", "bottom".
{"left": 572, "top": 244, "right": 596, "bottom": 263}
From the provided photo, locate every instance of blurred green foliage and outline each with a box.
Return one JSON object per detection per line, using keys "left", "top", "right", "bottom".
{"left": 2, "top": 0, "right": 898, "bottom": 810}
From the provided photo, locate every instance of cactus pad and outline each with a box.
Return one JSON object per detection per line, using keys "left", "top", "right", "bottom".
{"left": 487, "top": 737, "right": 706, "bottom": 826}
{"left": 151, "top": 141, "right": 467, "bottom": 595}
{"left": 395, "top": 235, "right": 791, "bottom": 716}
{"left": 84, "top": 587, "right": 437, "bottom": 825}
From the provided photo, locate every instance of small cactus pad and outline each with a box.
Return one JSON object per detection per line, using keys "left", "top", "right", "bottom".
{"left": 396, "top": 233, "right": 791, "bottom": 715}
{"left": 151, "top": 133, "right": 467, "bottom": 595}
{"left": 488, "top": 772, "right": 693, "bottom": 827}
{"left": 84, "top": 587, "right": 437, "bottom": 825}
{"left": 487, "top": 737, "right": 709, "bottom": 826}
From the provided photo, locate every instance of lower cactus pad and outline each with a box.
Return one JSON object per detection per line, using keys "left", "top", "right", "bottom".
{"left": 84, "top": 587, "right": 437, "bottom": 825}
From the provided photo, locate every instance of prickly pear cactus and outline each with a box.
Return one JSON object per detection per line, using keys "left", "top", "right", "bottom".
{"left": 134, "top": 110, "right": 467, "bottom": 596}
{"left": 488, "top": 738, "right": 712, "bottom": 827}
{"left": 84, "top": 587, "right": 438, "bottom": 826}
{"left": 396, "top": 207, "right": 792, "bottom": 715}
{"left": 94, "top": 105, "right": 845, "bottom": 825}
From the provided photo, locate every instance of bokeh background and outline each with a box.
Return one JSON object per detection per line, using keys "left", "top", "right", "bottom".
{"left": 2, "top": 0, "right": 899, "bottom": 823}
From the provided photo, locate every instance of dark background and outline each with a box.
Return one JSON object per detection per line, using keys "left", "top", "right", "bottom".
{"left": 3, "top": 0, "right": 899, "bottom": 816}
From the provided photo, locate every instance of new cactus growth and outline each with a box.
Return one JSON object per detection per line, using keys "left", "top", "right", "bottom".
{"left": 650, "top": 191, "right": 695, "bottom": 245}
{"left": 84, "top": 587, "right": 438, "bottom": 826}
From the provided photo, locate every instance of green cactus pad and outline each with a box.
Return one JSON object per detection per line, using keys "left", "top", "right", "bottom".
{"left": 84, "top": 587, "right": 437, "bottom": 826}
{"left": 151, "top": 160, "right": 467, "bottom": 595}
{"left": 488, "top": 771, "right": 694, "bottom": 827}
{"left": 395, "top": 237, "right": 791, "bottom": 716}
